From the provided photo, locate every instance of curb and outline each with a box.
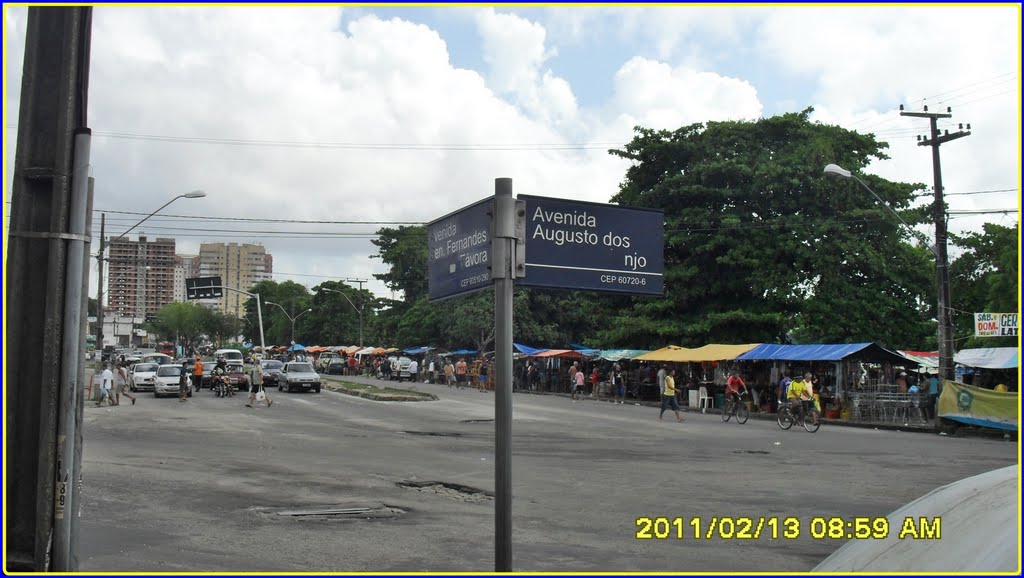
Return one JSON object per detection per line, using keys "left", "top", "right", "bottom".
{"left": 514, "top": 388, "right": 940, "bottom": 434}
{"left": 323, "top": 383, "right": 437, "bottom": 402}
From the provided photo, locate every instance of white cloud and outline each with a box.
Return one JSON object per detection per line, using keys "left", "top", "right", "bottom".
{"left": 4, "top": 5, "right": 1015, "bottom": 305}
{"left": 609, "top": 56, "right": 763, "bottom": 129}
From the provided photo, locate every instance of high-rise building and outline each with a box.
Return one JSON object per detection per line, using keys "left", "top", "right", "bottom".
{"left": 198, "top": 243, "right": 272, "bottom": 317}
{"left": 107, "top": 236, "right": 176, "bottom": 318}
{"left": 173, "top": 254, "right": 201, "bottom": 302}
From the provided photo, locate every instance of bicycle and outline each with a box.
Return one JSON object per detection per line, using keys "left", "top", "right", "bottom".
{"left": 777, "top": 398, "right": 820, "bottom": 433}
{"left": 722, "top": 392, "right": 750, "bottom": 424}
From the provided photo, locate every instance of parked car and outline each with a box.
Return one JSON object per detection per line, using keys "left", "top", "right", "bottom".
{"left": 278, "top": 362, "right": 321, "bottom": 393}
{"left": 387, "top": 356, "right": 413, "bottom": 381}
{"left": 325, "top": 357, "right": 346, "bottom": 375}
{"left": 315, "top": 351, "right": 341, "bottom": 372}
{"left": 128, "top": 362, "right": 160, "bottom": 392}
{"left": 153, "top": 365, "right": 192, "bottom": 398}
{"left": 260, "top": 359, "right": 285, "bottom": 388}
{"left": 225, "top": 363, "right": 251, "bottom": 392}
{"left": 214, "top": 348, "right": 245, "bottom": 366}
{"left": 141, "top": 352, "right": 173, "bottom": 366}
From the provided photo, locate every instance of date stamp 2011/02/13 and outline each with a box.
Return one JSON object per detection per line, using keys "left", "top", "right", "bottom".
{"left": 634, "top": 516, "right": 941, "bottom": 541}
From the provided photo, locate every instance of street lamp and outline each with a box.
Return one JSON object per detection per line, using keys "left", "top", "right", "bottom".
{"left": 96, "top": 190, "right": 206, "bottom": 350}
{"left": 319, "top": 287, "right": 365, "bottom": 348}
{"left": 824, "top": 163, "right": 952, "bottom": 389}
{"left": 264, "top": 301, "right": 312, "bottom": 346}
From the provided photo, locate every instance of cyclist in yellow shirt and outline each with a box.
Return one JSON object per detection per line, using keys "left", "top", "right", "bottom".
{"left": 787, "top": 373, "right": 813, "bottom": 422}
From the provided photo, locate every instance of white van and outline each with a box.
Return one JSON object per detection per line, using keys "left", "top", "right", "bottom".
{"left": 214, "top": 348, "right": 245, "bottom": 365}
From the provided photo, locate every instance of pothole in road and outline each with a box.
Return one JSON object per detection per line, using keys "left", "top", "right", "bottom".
{"left": 396, "top": 480, "right": 494, "bottom": 503}
{"left": 261, "top": 504, "right": 406, "bottom": 520}
{"left": 400, "top": 431, "right": 462, "bottom": 437}
{"left": 459, "top": 419, "right": 494, "bottom": 423}
{"left": 732, "top": 450, "right": 771, "bottom": 455}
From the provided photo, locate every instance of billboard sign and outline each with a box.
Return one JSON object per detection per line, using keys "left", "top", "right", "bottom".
{"left": 974, "top": 312, "right": 1019, "bottom": 337}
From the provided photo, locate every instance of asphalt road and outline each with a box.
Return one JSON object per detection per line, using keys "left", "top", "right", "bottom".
{"left": 77, "top": 374, "right": 1017, "bottom": 572}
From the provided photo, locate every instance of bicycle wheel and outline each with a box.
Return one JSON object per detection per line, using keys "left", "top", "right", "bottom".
{"left": 803, "top": 408, "right": 821, "bottom": 433}
{"left": 722, "top": 400, "right": 732, "bottom": 422}
{"left": 736, "top": 402, "right": 749, "bottom": 424}
{"left": 777, "top": 408, "right": 793, "bottom": 430}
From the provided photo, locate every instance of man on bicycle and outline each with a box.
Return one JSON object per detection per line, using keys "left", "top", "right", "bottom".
{"left": 787, "top": 373, "right": 813, "bottom": 422}
{"left": 725, "top": 371, "right": 748, "bottom": 409}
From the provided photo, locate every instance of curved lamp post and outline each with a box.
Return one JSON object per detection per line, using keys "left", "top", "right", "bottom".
{"left": 264, "top": 301, "right": 312, "bottom": 346}
{"left": 97, "top": 190, "right": 206, "bottom": 350}
{"left": 318, "top": 286, "right": 365, "bottom": 348}
{"left": 824, "top": 163, "right": 951, "bottom": 408}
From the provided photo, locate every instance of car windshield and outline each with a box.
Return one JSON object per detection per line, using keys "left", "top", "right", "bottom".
{"left": 227, "top": 365, "right": 244, "bottom": 373}
{"left": 134, "top": 363, "right": 159, "bottom": 373}
{"left": 288, "top": 363, "right": 314, "bottom": 373}
{"left": 262, "top": 360, "right": 284, "bottom": 369}
{"left": 157, "top": 366, "right": 184, "bottom": 377}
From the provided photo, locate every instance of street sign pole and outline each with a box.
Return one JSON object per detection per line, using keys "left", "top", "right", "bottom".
{"left": 492, "top": 178, "right": 515, "bottom": 572}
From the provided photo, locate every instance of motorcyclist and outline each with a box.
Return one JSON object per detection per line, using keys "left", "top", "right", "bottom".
{"left": 213, "top": 356, "right": 233, "bottom": 396}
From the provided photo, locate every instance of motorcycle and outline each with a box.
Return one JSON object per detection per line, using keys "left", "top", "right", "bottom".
{"left": 212, "top": 374, "right": 235, "bottom": 398}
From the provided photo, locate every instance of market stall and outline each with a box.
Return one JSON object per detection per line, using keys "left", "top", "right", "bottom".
{"left": 735, "top": 342, "right": 911, "bottom": 419}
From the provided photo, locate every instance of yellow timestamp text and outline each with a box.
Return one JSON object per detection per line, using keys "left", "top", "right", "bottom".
{"left": 634, "top": 516, "right": 941, "bottom": 541}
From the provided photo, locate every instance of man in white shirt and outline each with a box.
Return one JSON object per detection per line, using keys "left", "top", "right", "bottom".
{"left": 96, "top": 363, "right": 113, "bottom": 407}
{"left": 407, "top": 359, "right": 419, "bottom": 382}
{"left": 657, "top": 366, "right": 668, "bottom": 395}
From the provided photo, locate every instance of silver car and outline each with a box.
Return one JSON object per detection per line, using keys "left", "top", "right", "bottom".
{"left": 153, "top": 365, "right": 193, "bottom": 398}
{"left": 129, "top": 362, "right": 160, "bottom": 392}
{"left": 278, "top": 362, "right": 321, "bottom": 393}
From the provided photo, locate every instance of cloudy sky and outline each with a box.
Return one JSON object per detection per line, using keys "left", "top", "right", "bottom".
{"left": 4, "top": 5, "right": 1019, "bottom": 300}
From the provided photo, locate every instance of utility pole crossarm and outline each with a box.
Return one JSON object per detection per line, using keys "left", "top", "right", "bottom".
{"left": 920, "top": 130, "right": 971, "bottom": 147}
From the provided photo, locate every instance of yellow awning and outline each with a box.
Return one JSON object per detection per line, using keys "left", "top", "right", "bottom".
{"left": 634, "top": 345, "right": 693, "bottom": 362}
{"left": 634, "top": 344, "right": 761, "bottom": 362}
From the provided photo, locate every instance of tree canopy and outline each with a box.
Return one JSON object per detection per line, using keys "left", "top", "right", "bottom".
{"left": 604, "top": 108, "right": 935, "bottom": 349}
{"left": 950, "top": 223, "right": 1019, "bottom": 349}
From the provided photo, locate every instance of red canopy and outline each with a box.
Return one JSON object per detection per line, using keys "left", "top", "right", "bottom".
{"left": 531, "top": 349, "right": 587, "bottom": 359}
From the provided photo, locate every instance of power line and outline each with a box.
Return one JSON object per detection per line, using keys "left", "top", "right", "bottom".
{"left": 915, "top": 188, "right": 1017, "bottom": 197}
{"left": 90, "top": 208, "right": 425, "bottom": 225}
{"left": 3, "top": 125, "right": 620, "bottom": 151}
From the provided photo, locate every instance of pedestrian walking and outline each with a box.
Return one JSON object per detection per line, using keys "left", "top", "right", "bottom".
{"left": 478, "top": 360, "right": 488, "bottom": 392}
{"left": 114, "top": 363, "right": 136, "bottom": 406}
{"left": 429, "top": 358, "right": 437, "bottom": 384}
{"left": 96, "top": 363, "right": 114, "bottom": 407}
{"left": 407, "top": 358, "right": 419, "bottom": 383}
{"left": 178, "top": 361, "right": 190, "bottom": 402}
{"left": 571, "top": 364, "right": 586, "bottom": 401}
{"left": 444, "top": 359, "right": 455, "bottom": 387}
{"left": 246, "top": 362, "right": 272, "bottom": 408}
{"left": 455, "top": 358, "right": 468, "bottom": 388}
{"left": 660, "top": 369, "right": 684, "bottom": 422}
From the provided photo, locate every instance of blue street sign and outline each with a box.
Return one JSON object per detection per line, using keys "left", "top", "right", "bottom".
{"left": 427, "top": 197, "right": 493, "bottom": 302}
{"left": 518, "top": 195, "right": 663, "bottom": 295}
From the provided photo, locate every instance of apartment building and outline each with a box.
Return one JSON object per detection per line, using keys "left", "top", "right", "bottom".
{"left": 198, "top": 243, "right": 273, "bottom": 317}
{"left": 173, "top": 254, "right": 201, "bottom": 302}
{"left": 106, "top": 236, "right": 176, "bottom": 318}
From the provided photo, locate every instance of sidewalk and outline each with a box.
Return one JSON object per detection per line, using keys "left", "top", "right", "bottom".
{"left": 327, "top": 372, "right": 941, "bottom": 434}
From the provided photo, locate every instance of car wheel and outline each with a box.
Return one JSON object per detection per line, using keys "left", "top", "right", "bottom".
{"left": 314, "top": 386, "right": 321, "bottom": 393}
{"left": 154, "top": 392, "right": 159, "bottom": 398}
{"left": 278, "top": 383, "right": 283, "bottom": 392}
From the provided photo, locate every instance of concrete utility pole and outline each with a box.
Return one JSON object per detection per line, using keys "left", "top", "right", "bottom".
{"left": 96, "top": 212, "right": 104, "bottom": 348}
{"left": 900, "top": 105, "right": 971, "bottom": 385}
{"left": 5, "top": 7, "right": 93, "bottom": 571}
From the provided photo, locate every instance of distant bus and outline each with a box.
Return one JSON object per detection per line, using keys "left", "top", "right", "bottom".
{"left": 157, "top": 342, "right": 175, "bottom": 357}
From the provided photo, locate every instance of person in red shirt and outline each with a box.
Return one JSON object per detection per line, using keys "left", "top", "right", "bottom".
{"left": 590, "top": 367, "right": 599, "bottom": 398}
{"left": 725, "top": 371, "right": 748, "bottom": 408}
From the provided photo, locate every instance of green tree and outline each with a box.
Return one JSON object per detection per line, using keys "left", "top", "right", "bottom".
{"left": 371, "top": 226, "right": 428, "bottom": 303}
{"left": 200, "top": 307, "right": 244, "bottom": 348}
{"left": 950, "top": 223, "right": 1020, "bottom": 348}
{"left": 241, "top": 280, "right": 312, "bottom": 345}
{"left": 149, "top": 302, "right": 208, "bottom": 352}
{"left": 606, "top": 109, "right": 934, "bottom": 349}
{"left": 307, "top": 281, "right": 377, "bottom": 346}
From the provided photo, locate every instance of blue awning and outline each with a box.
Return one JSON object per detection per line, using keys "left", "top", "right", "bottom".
{"left": 736, "top": 343, "right": 908, "bottom": 364}
{"left": 402, "top": 346, "right": 433, "bottom": 355}
{"left": 514, "top": 343, "right": 547, "bottom": 355}
{"left": 450, "top": 349, "right": 479, "bottom": 356}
